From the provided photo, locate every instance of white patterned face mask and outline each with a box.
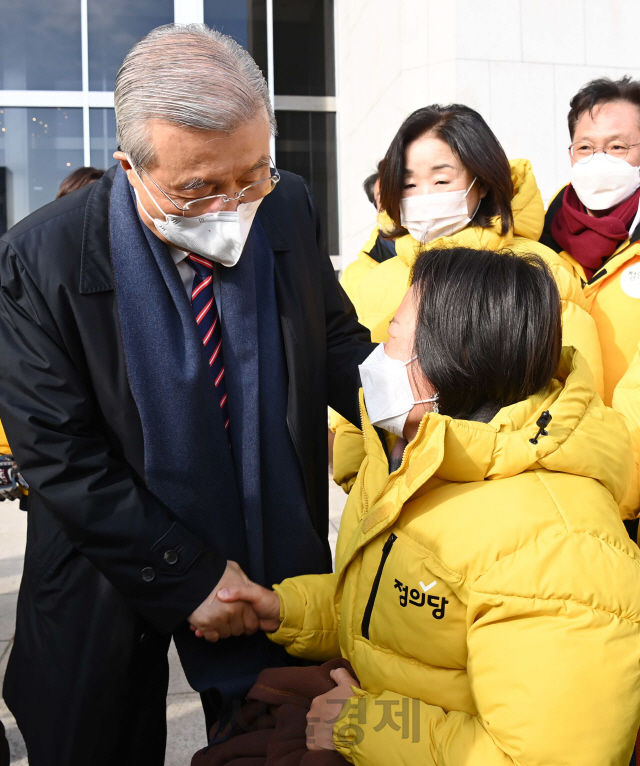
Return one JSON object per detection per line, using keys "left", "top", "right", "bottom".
{"left": 400, "top": 178, "right": 478, "bottom": 243}
{"left": 130, "top": 161, "right": 260, "bottom": 266}
{"left": 358, "top": 343, "right": 438, "bottom": 437}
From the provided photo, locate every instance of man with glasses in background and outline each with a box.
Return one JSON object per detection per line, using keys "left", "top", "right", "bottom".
{"left": 0, "top": 24, "right": 372, "bottom": 766}
{"left": 541, "top": 76, "right": 640, "bottom": 536}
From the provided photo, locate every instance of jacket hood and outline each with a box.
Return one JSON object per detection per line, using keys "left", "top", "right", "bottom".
{"left": 394, "top": 158, "right": 546, "bottom": 267}
{"left": 361, "top": 347, "right": 632, "bottom": 508}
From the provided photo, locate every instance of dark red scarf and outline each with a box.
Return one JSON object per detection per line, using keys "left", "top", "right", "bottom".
{"left": 551, "top": 183, "right": 640, "bottom": 279}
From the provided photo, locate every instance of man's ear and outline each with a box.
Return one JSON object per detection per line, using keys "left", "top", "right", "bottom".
{"left": 113, "top": 151, "right": 132, "bottom": 172}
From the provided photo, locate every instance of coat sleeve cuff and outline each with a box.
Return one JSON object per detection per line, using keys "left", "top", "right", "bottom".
{"left": 333, "top": 688, "right": 368, "bottom": 763}
{"left": 266, "top": 579, "right": 307, "bottom": 646}
{"left": 134, "top": 542, "right": 227, "bottom": 634}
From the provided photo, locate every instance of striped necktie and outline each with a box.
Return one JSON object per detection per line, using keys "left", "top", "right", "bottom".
{"left": 188, "top": 254, "right": 230, "bottom": 437}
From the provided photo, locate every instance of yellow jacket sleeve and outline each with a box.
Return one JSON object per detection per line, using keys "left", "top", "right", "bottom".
{"left": 268, "top": 573, "right": 341, "bottom": 661}
{"left": 332, "top": 416, "right": 366, "bottom": 494}
{"left": 341, "top": 258, "right": 375, "bottom": 306}
{"left": 613, "top": 346, "right": 640, "bottom": 520}
{"left": 335, "top": 556, "right": 640, "bottom": 765}
{"left": 0, "top": 419, "right": 10, "bottom": 454}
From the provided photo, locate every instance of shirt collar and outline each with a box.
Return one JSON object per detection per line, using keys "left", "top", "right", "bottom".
{"left": 167, "top": 245, "right": 190, "bottom": 266}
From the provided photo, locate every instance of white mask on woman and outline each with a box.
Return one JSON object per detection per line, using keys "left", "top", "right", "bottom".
{"left": 570, "top": 152, "right": 640, "bottom": 211}
{"left": 400, "top": 177, "right": 478, "bottom": 243}
{"left": 130, "top": 161, "right": 260, "bottom": 267}
{"left": 359, "top": 343, "right": 438, "bottom": 437}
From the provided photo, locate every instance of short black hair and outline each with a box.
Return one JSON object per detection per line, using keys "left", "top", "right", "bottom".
{"left": 363, "top": 160, "right": 383, "bottom": 209}
{"left": 363, "top": 171, "right": 378, "bottom": 207}
{"left": 411, "top": 247, "right": 562, "bottom": 420}
{"left": 568, "top": 76, "right": 640, "bottom": 139}
{"left": 379, "top": 104, "right": 514, "bottom": 239}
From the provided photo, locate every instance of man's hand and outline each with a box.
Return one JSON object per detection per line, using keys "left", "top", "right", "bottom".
{"left": 188, "top": 561, "right": 260, "bottom": 642}
{"left": 216, "top": 580, "right": 281, "bottom": 632}
{"left": 306, "top": 668, "right": 360, "bottom": 751}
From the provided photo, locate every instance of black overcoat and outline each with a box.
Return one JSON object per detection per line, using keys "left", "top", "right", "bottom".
{"left": 0, "top": 167, "right": 371, "bottom": 760}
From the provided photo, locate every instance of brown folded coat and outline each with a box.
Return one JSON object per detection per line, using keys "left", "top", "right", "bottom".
{"left": 191, "top": 659, "right": 356, "bottom": 766}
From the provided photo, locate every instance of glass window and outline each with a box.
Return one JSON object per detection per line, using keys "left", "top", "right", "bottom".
{"left": 275, "top": 110, "right": 338, "bottom": 254}
{"left": 90, "top": 108, "right": 118, "bottom": 170}
{"left": 0, "top": 0, "right": 81, "bottom": 90}
{"left": 0, "top": 107, "right": 83, "bottom": 233}
{"left": 204, "top": 0, "right": 268, "bottom": 76}
{"left": 273, "top": 0, "right": 335, "bottom": 96}
{"left": 88, "top": 0, "right": 173, "bottom": 91}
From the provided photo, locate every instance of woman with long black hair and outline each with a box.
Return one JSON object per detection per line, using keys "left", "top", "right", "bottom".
{"left": 332, "top": 104, "right": 602, "bottom": 493}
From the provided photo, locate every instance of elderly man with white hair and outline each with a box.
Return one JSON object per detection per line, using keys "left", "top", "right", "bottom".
{"left": 0, "top": 24, "right": 371, "bottom": 766}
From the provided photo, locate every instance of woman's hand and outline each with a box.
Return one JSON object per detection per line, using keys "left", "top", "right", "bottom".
{"left": 216, "top": 581, "right": 282, "bottom": 632}
{"left": 306, "top": 668, "right": 360, "bottom": 751}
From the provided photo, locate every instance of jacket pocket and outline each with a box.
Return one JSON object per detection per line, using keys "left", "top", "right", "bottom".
{"left": 361, "top": 532, "right": 397, "bottom": 639}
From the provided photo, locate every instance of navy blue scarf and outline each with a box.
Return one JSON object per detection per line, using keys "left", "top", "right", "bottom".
{"left": 109, "top": 167, "right": 327, "bottom": 697}
{"left": 109, "top": 166, "right": 249, "bottom": 570}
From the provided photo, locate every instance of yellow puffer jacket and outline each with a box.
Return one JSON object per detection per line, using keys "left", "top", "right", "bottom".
{"left": 332, "top": 159, "right": 604, "bottom": 493}
{"left": 340, "top": 212, "right": 396, "bottom": 305}
{"left": 546, "top": 186, "right": 640, "bottom": 520}
{"left": 270, "top": 349, "right": 640, "bottom": 766}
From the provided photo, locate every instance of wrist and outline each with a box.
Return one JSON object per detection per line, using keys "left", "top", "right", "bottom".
{"left": 270, "top": 591, "right": 283, "bottom": 627}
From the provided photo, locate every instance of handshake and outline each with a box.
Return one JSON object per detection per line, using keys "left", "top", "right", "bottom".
{"left": 188, "top": 561, "right": 282, "bottom": 642}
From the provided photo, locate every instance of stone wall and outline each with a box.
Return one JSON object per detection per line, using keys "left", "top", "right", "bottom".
{"left": 335, "top": 0, "right": 640, "bottom": 268}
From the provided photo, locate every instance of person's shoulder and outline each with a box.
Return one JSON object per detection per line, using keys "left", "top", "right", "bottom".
{"left": 512, "top": 235, "right": 585, "bottom": 298}
{"left": 340, "top": 257, "right": 377, "bottom": 306}
{"left": 463, "top": 471, "right": 640, "bottom": 617}
{"left": 271, "top": 169, "right": 312, "bottom": 207}
{"left": 1, "top": 182, "right": 93, "bottom": 253}
{"left": 511, "top": 235, "right": 562, "bottom": 260}
{"left": 257, "top": 169, "right": 317, "bottom": 236}
{"left": 0, "top": 168, "right": 114, "bottom": 286}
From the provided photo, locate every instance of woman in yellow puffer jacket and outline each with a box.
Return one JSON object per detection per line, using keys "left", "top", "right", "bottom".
{"left": 221, "top": 248, "right": 640, "bottom": 765}
{"left": 332, "top": 104, "right": 603, "bottom": 493}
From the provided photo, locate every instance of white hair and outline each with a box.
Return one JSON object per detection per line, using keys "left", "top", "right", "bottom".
{"left": 114, "top": 24, "right": 276, "bottom": 169}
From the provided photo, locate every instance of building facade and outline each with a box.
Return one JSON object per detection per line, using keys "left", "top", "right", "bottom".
{"left": 3, "top": 1, "right": 640, "bottom": 274}
{"left": 0, "top": 0, "right": 339, "bottom": 262}
{"left": 335, "top": 0, "right": 640, "bottom": 269}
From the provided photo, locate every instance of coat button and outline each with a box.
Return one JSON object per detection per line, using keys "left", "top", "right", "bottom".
{"left": 163, "top": 550, "right": 178, "bottom": 565}
{"left": 141, "top": 567, "right": 155, "bottom": 582}
{"left": 140, "top": 631, "right": 150, "bottom": 643}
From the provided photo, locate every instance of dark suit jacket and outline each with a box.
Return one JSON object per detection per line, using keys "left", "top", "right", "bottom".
{"left": 0, "top": 167, "right": 371, "bottom": 650}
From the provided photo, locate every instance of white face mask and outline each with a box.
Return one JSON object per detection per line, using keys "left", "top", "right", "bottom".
{"left": 570, "top": 152, "right": 640, "bottom": 211}
{"left": 130, "top": 163, "right": 260, "bottom": 267}
{"left": 359, "top": 343, "right": 438, "bottom": 438}
{"left": 400, "top": 177, "right": 478, "bottom": 243}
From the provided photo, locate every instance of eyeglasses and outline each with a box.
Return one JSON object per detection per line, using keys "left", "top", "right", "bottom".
{"left": 569, "top": 139, "right": 640, "bottom": 162}
{"left": 139, "top": 160, "right": 280, "bottom": 215}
